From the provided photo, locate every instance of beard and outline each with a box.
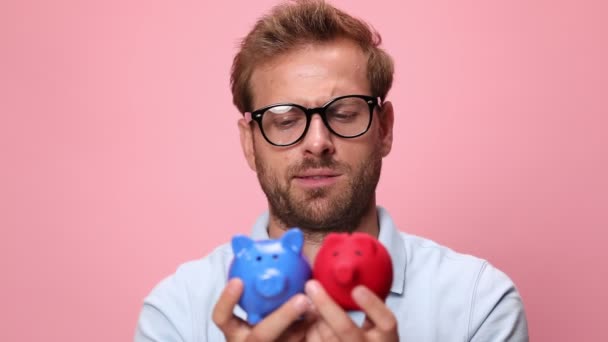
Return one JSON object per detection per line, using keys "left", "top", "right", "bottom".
{"left": 254, "top": 146, "right": 382, "bottom": 238}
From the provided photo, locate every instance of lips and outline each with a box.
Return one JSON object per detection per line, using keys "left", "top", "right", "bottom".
{"left": 294, "top": 169, "right": 340, "bottom": 179}
{"left": 292, "top": 169, "right": 342, "bottom": 188}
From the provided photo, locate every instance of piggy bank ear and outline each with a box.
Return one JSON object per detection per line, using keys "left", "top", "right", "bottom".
{"left": 231, "top": 235, "right": 254, "bottom": 255}
{"left": 281, "top": 228, "right": 304, "bottom": 254}
{"left": 323, "top": 233, "right": 346, "bottom": 247}
{"left": 352, "top": 233, "right": 378, "bottom": 254}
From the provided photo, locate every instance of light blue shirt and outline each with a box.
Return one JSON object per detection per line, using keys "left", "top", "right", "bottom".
{"left": 135, "top": 207, "right": 528, "bottom": 341}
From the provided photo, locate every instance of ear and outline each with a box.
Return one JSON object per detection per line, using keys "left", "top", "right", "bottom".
{"left": 231, "top": 235, "right": 254, "bottom": 255}
{"left": 377, "top": 101, "right": 394, "bottom": 158}
{"left": 352, "top": 233, "right": 378, "bottom": 254}
{"left": 281, "top": 228, "right": 304, "bottom": 254}
{"left": 322, "top": 232, "right": 346, "bottom": 247}
{"left": 238, "top": 118, "right": 257, "bottom": 172}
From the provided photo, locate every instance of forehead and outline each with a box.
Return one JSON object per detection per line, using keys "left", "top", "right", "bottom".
{"left": 249, "top": 39, "right": 371, "bottom": 109}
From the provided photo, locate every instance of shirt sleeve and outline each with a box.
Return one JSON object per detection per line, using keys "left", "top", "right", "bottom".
{"left": 468, "top": 262, "right": 529, "bottom": 342}
{"left": 134, "top": 274, "right": 192, "bottom": 342}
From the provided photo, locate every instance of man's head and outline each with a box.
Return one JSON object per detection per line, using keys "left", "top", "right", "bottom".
{"left": 232, "top": 0, "right": 395, "bottom": 235}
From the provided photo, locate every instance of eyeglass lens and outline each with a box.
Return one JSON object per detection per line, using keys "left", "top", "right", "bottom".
{"left": 260, "top": 96, "right": 371, "bottom": 145}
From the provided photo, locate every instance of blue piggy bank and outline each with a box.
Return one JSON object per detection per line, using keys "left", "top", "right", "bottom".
{"left": 228, "top": 228, "right": 312, "bottom": 324}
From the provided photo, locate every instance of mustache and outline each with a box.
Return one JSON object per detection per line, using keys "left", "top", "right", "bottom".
{"left": 288, "top": 157, "right": 348, "bottom": 176}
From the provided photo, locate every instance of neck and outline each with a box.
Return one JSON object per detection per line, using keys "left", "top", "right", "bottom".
{"left": 267, "top": 201, "right": 380, "bottom": 265}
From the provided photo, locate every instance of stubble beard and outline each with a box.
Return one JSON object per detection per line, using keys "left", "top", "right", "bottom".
{"left": 255, "top": 149, "right": 382, "bottom": 240}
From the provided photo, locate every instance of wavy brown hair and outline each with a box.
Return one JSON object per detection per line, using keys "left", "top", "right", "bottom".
{"left": 230, "top": 0, "right": 394, "bottom": 114}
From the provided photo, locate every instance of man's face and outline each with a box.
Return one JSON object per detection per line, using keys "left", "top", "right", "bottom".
{"left": 239, "top": 39, "right": 394, "bottom": 233}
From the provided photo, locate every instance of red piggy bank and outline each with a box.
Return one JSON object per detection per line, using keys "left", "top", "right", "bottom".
{"left": 313, "top": 232, "right": 393, "bottom": 310}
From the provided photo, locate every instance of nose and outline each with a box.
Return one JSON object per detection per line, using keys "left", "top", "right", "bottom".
{"left": 333, "top": 262, "right": 358, "bottom": 285}
{"left": 255, "top": 271, "right": 287, "bottom": 298}
{"left": 302, "top": 114, "right": 335, "bottom": 156}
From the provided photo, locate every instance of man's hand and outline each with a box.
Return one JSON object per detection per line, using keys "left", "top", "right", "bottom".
{"left": 212, "top": 278, "right": 315, "bottom": 342}
{"left": 304, "top": 280, "right": 399, "bottom": 342}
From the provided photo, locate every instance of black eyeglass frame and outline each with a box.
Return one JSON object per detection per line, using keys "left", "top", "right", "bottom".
{"left": 244, "top": 94, "right": 381, "bottom": 147}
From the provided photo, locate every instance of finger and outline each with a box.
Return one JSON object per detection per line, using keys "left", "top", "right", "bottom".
{"left": 248, "top": 294, "right": 311, "bottom": 341}
{"left": 305, "top": 323, "right": 323, "bottom": 342}
{"left": 277, "top": 313, "right": 316, "bottom": 342}
{"left": 212, "top": 278, "right": 248, "bottom": 335}
{"left": 361, "top": 316, "right": 374, "bottom": 331}
{"left": 315, "top": 318, "right": 341, "bottom": 342}
{"left": 352, "top": 285, "right": 397, "bottom": 333}
{"left": 305, "top": 280, "right": 363, "bottom": 341}
{"left": 305, "top": 317, "right": 340, "bottom": 342}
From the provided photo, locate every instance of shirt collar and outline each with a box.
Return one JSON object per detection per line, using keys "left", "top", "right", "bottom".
{"left": 249, "top": 206, "right": 406, "bottom": 295}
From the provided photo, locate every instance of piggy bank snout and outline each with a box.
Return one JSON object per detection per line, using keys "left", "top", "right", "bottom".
{"left": 332, "top": 261, "right": 358, "bottom": 285}
{"left": 255, "top": 270, "right": 287, "bottom": 298}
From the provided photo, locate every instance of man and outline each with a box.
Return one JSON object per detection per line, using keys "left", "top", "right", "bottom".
{"left": 135, "top": 1, "right": 528, "bottom": 341}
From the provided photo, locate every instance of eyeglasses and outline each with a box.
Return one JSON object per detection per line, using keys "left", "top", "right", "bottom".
{"left": 244, "top": 95, "right": 381, "bottom": 147}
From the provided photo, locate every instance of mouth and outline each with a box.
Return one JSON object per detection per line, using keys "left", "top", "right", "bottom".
{"left": 293, "top": 169, "right": 342, "bottom": 188}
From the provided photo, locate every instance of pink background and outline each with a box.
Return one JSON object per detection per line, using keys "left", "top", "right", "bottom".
{"left": 1, "top": 0, "right": 606, "bottom": 340}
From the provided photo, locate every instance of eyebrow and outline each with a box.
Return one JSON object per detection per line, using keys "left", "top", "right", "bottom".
{"left": 261, "top": 93, "right": 355, "bottom": 108}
